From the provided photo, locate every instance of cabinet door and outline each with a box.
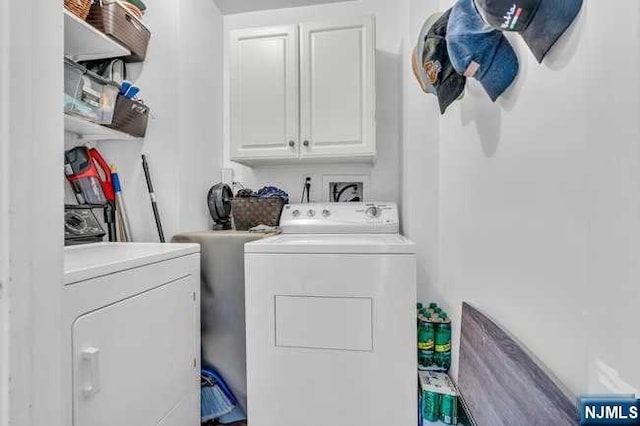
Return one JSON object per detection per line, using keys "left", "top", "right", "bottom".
{"left": 73, "top": 277, "right": 199, "bottom": 426}
{"left": 299, "top": 17, "right": 376, "bottom": 161}
{"left": 230, "top": 26, "right": 299, "bottom": 162}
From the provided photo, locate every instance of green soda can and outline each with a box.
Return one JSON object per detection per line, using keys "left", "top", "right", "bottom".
{"left": 435, "top": 320, "right": 452, "bottom": 371}
{"left": 440, "top": 394, "right": 458, "bottom": 425}
{"left": 423, "top": 391, "right": 440, "bottom": 422}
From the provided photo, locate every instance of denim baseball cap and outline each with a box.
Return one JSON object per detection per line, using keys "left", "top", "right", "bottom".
{"left": 447, "top": 0, "right": 519, "bottom": 102}
{"left": 411, "top": 9, "right": 466, "bottom": 114}
{"left": 474, "top": 0, "right": 582, "bottom": 63}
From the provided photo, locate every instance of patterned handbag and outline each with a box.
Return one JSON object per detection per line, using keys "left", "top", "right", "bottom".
{"left": 231, "top": 198, "right": 285, "bottom": 231}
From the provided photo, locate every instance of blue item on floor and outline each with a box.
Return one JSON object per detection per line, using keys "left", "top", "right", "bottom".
{"left": 201, "top": 367, "right": 247, "bottom": 424}
{"left": 218, "top": 406, "right": 247, "bottom": 424}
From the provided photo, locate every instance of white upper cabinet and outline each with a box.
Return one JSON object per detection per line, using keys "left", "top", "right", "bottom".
{"left": 299, "top": 17, "right": 376, "bottom": 161}
{"left": 230, "top": 26, "right": 300, "bottom": 162}
{"left": 230, "top": 17, "right": 376, "bottom": 165}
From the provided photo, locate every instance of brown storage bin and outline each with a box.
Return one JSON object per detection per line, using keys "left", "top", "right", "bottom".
{"left": 87, "top": 1, "right": 151, "bottom": 62}
{"left": 105, "top": 94, "right": 149, "bottom": 137}
{"left": 65, "top": 0, "right": 93, "bottom": 20}
{"left": 231, "top": 198, "right": 286, "bottom": 231}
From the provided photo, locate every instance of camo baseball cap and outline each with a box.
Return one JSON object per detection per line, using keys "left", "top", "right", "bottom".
{"left": 412, "top": 9, "right": 466, "bottom": 114}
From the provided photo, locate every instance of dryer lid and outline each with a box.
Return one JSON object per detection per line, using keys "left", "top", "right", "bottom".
{"left": 244, "top": 234, "right": 415, "bottom": 254}
{"left": 64, "top": 242, "right": 199, "bottom": 285}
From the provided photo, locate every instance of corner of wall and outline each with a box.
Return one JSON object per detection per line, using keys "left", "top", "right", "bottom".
{"left": 176, "top": 0, "right": 225, "bottom": 233}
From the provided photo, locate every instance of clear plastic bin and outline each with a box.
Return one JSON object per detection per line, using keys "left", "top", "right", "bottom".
{"left": 64, "top": 58, "right": 119, "bottom": 124}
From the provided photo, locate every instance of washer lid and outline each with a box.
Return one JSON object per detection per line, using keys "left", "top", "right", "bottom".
{"left": 245, "top": 234, "right": 416, "bottom": 254}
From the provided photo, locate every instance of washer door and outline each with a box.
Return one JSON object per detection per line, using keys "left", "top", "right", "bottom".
{"left": 72, "top": 278, "right": 198, "bottom": 426}
{"left": 245, "top": 252, "right": 417, "bottom": 426}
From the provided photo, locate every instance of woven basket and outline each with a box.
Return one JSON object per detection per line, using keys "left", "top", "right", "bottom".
{"left": 231, "top": 198, "right": 285, "bottom": 231}
{"left": 65, "top": 0, "right": 93, "bottom": 20}
{"left": 87, "top": 1, "right": 151, "bottom": 62}
{"left": 105, "top": 94, "right": 150, "bottom": 137}
{"left": 121, "top": 1, "right": 142, "bottom": 20}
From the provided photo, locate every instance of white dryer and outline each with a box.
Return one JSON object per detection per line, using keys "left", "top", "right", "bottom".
{"left": 245, "top": 203, "right": 417, "bottom": 426}
{"left": 63, "top": 243, "right": 201, "bottom": 426}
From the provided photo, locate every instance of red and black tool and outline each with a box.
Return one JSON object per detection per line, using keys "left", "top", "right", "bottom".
{"left": 64, "top": 146, "right": 117, "bottom": 241}
{"left": 64, "top": 146, "right": 115, "bottom": 204}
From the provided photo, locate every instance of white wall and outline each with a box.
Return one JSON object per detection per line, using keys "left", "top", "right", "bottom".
{"left": 4, "top": 0, "right": 64, "bottom": 424}
{"left": 403, "top": 0, "right": 640, "bottom": 397}
{"left": 215, "top": 0, "right": 358, "bottom": 15}
{"left": 223, "top": 0, "right": 408, "bottom": 203}
{"left": 178, "top": 0, "right": 225, "bottom": 233}
{"left": 0, "top": 0, "right": 9, "bottom": 421}
{"left": 79, "top": 0, "right": 224, "bottom": 241}
{"left": 403, "top": 0, "right": 441, "bottom": 301}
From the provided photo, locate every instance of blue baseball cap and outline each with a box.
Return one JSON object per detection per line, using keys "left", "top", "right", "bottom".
{"left": 474, "top": 0, "right": 583, "bottom": 63}
{"left": 447, "top": 0, "right": 519, "bottom": 102}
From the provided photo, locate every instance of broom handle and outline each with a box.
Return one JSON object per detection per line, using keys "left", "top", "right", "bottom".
{"left": 142, "top": 155, "right": 165, "bottom": 243}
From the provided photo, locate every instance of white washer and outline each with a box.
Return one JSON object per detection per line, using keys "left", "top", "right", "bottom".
{"left": 245, "top": 203, "right": 417, "bottom": 426}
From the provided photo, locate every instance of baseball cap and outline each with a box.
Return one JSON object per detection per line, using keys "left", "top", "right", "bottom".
{"left": 411, "top": 9, "right": 466, "bottom": 114}
{"left": 474, "top": 0, "right": 583, "bottom": 63}
{"left": 447, "top": 0, "right": 519, "bottom": 102}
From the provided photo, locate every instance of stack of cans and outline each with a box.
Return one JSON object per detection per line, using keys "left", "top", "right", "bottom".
{"left": 418, "top": 371, "right": 458, "bottom": 425}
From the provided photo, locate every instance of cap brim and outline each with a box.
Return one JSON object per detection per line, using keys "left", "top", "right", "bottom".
{"left": 437, "top": 74, "right": 466, "bottom": 114}
{"left": 411, "top": 47, "right": 431, "bottom": 94}
{"left": 520, "top": 0, "right": 583, "bottom": 63}
{"left": 414, "top": 12, "right": 445, "bottom": 95}
{"left": 477, "top": 36, "right": 518, "bottom": 102}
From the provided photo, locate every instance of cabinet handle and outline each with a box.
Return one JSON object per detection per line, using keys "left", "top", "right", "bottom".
{"left": 288, "top": 140, "right": 296, "bottom": 148}
{"left": 303, "top": 140, "right": 310, "bottom": 147}
{"left": 82, "top": 347, "right": 101, "bottom": 398}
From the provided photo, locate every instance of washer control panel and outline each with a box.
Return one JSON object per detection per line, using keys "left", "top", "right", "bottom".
{"left": 280, "top": 202, "right": 399, "bottom": 234}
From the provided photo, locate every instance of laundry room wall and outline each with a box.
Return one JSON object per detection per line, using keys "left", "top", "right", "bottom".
{"left": 222, "top": 0, "right": 409, "bottom": 203}
{"left": 6, "top": 0, "right": 64, "bottom": 423}
{"left": 177, "top": 0, "right": 225, "bottom": 233}
{"left": 78, "top": 0, "right": 225, "bottom": 241}
{"left": 402, "top": 0, "right": 442, "bottom": 301}
{"left": 403, "top": 0, "right": 640, "bottom": 397}
{"left": 0, "top": 0, "right": 9, "bottom": 419}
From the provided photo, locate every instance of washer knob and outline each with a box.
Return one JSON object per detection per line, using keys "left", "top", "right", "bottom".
{"left": 365, "top": 206, "right": 381, "bottom": 218}
{"left": 307, "top": 209, "right": 316, "bottom": 217}
{"left": 292, "top": 209, "right": 301, "bottom": 217}
{"left": 322, "top": 209, "right": 331, "bottom": 217}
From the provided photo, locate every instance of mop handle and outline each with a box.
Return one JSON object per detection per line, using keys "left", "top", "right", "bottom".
{"left": 142, "top": 155, "right": 165, "bottom": 243}
{"left": 111, "top": 165, "right": 132, "bottom": 242}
